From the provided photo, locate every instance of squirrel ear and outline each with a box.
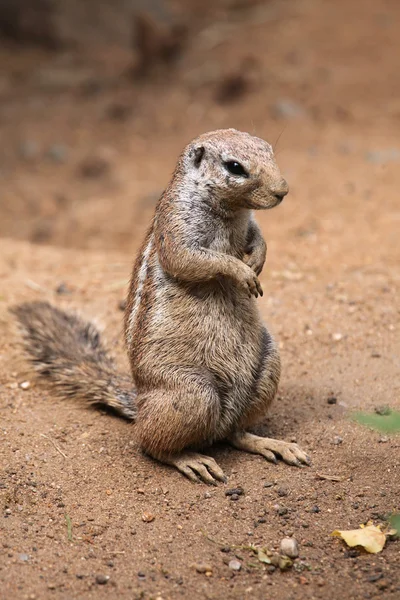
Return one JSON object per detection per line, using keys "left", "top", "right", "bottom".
{"left": 193, "top": 145, "right": 205, "bottom": 167}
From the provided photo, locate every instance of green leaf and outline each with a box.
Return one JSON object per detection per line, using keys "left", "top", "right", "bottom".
{"left": 352, "top": 411, "right": 400, "bottom": 434}
{"left": 390, "top": 514, "right": 400, "bottom": 537}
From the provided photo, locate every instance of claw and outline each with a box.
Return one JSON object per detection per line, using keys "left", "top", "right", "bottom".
{"left": 164, "top": 452, "right": 226, "bottom": 485}
{"left": 229, "top": 432, "right": 310, "bottom": 469}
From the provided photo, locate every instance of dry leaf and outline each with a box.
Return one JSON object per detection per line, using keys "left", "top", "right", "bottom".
{"left": 257, "top": 548, "right": 272, "bottom": 564}
{"left": 331, "top": 522, "right": 386, "bottom": 553}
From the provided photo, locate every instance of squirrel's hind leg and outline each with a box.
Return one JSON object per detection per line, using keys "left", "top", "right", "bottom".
{"left": 133, "top": 368, "right": 227, "bottom": 483}
{"left": 227, "top": 335, "right": 310, "bottom": 467}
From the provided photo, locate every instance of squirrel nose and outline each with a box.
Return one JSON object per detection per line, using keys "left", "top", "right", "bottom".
{"left": 272, "top": 179, "right": 289, "bottom": 202}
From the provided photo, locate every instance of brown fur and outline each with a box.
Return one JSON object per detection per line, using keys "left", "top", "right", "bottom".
{"left": 12, "top": 129, "right": 310, "bottom": 483}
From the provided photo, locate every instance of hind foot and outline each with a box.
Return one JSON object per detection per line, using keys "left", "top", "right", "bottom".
{"left": 158, "top": 451, "right": 227, "bottom": 485}
{"left": 229, "top": 431, "right": 311, "bottom": 467}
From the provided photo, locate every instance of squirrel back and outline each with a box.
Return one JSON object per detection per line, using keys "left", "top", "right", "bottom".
{"left": 11, "top": 302, "right": 136, "bottom": 420}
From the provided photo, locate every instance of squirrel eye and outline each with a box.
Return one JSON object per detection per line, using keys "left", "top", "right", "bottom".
{"left": 224, "top": 161, "right": 248, "bottom": 178}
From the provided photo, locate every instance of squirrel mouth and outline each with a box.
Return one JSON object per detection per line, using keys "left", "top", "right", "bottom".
{"left": 246, "top": 194, "right": 284, "bottom": 210}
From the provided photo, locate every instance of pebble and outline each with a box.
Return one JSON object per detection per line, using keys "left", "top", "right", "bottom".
{"left": 19, "top": 140, "right": 40, "bottom": 161}
{"left": 225, "top": 487, "right": 244, "bottom": 496}
{"left": 333, "top": 436, "right": 343, "bottom": 445}
{"left": 310, "top": 505, "right": 320, "bottom": 513}
{"left": 230, "top": 493, "right": 239, "bottom": 501}
{"left": 95, "top": 574, "right": 109, "bottom": 585}
{"left": 272, "top": 99, "right": 304, "bottom": 119}
{"left": 378, "top": 436, "right": 389, "bottom": 443}
{"left": 332, "top": 332, "right": 343, "bottom": 341}
{"left": 19, "top": 381, "right": 30, "bottom": 390}
{"left": 228, "top": 559, "right": 241, "bottom": 571}
{"left": 118, "top": 299, "right": 127, "bottom": 311}
{"left": 327, "top": 396, "right": 337, "bottom": 404}
{"left": 55, "top": 282, "right": 72, "bottom": 295}
{"left": 280, "top": 538, "right": 299, "bottom": 558}
{"left": 277, "top": 506, "right": 288, "bottom": 516}
{"left": 141, "top": 512, "right": 155, "bottom": 523}
{"left": 194, "top": 563, "right": 213, "bottom": 574}
{"left": 277, "top": 486, "right": 289, "bottom": 497}
{"left": 374, "top": 405, "right": 391, "bottom": 416}
{"left": 47, "top": 144, "right": 68, "bottom": 163}
{"left": 78, "top": 155, "right": 110, "bottom": 179}
{"left": 19, "top": 553, "right": 29, "bottom": 561}
{"left": 263, "top": 481, "right": 274, "bottom": 488}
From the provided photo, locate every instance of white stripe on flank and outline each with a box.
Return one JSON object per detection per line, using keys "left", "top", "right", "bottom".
{"left": 127, "top": 235, "right": 153, "bottom": 344}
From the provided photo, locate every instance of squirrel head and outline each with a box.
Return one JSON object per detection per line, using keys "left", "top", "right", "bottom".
{"left": 180, "top": 128, "right": 288, "bottom": 211}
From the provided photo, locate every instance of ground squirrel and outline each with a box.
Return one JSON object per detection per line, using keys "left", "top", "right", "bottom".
{"left": 12, "top": 128, "right": 310, "bottom": 484}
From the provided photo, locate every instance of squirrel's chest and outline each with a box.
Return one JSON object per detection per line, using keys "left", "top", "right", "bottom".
{"left": 208, "top": 223, "right": 246, "bottom": 257}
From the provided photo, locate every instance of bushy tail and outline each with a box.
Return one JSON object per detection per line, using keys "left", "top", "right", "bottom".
{"left": 10, "top": 302, "right": 136, "bottom": 420}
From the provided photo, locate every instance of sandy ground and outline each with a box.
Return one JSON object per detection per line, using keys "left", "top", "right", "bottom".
{"left": 0, "top": 0, "right": 399, "bottom": 598}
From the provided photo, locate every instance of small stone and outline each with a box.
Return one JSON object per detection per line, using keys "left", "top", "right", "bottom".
{"left": 55, "top": 282, "right": 71, "bottom": 295}
{"left": 204, "top": 491, "right": 212, "bottom": 499}
{"left": 263, "top": 481, "right": 274, "bottom": 488}
{"left": 327, "top": 396, "right": 337, "bottom": 405}
{"left": 377, "top": 580, "right": 388, "bottom": 591}
{"left": 47, "top": 583, "right": 57, "bottom": 590}
{"left": 310, "top": 505, "right": 320, "bottom": 513}
{"left": 277, "top": 507, "right": 288, "bottom": 516}
{"left": 5, "top": 508, "right": 12, "bottom": 515}
{"left": 220, "top": 546, "right": 231, "bottom": 553}
{"left": 225, "top": 487, "right": 244, "bottom": 496}
{"left": 47, "top": 144, "right": 68, "bottom": 163}
{"left": 118, "top": 299, "right": 127, "bottom": 311}
{"left": 194, "top": 563, "right": 213, "bottom": 574}
{"left": 228, "top": 559, "right": 241, "bottom": 571}
{"left": 333, "top": 436, "right": 343, "bottom": 445}
{"left": 95, "top": 574, "right": 109, "bottom": 585}
{"left": 277, "top": 487, "right": 289, "bottom": 497}
{"left": 332, "top": 332, "right": 343, "bottom": 341}
{"left": 78, "top": 155, "right": 110, "bottom": 179}
{"left": 230, "top": 493, "right": 239, "bottom": 501}
{"left": 137, "top": 571, "right": 146, "bottom": 579}
{"left": 19, "top": 140, "right": 40, "bottom": 161}
{"left": 141, "top": 512, "right": 155, "bottom": 523}
{"left": 374, "top": 405, "right": 391, "bottom": 416}
{"left": 378, "top": 436, "right": 389, "bottom": 443}
{"left": 19, "top": 553, "right": 29, "bottom": 562}
{"left": 272, "top": 99, "right": 304, "bottom": 119}
{"left": 280, "top": 538, "right": 299, "bottom": 558}
{"left": 19, "top": 381, "right": 30, "bottom": 390}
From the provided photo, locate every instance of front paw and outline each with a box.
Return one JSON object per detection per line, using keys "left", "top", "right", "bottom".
{"left": 236, "top": 264, "right": 263, "bottom": 298}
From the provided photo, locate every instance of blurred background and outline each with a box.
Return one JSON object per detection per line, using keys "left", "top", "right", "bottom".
{"left": 0, "top": 0, "right": 399, "bottom": 257}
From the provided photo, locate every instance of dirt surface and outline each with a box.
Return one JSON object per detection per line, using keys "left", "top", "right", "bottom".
{"left": 1, "top": 0, "right": 400, "bottom": 598}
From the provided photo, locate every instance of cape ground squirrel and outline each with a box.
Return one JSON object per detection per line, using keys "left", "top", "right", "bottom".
{"left": 12, "top": 128, "right": 310, "bottom": 484}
